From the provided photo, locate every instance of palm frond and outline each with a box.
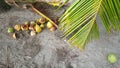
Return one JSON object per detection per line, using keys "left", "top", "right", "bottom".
{"left": 99, "top": 0, "right": 120, "bottom": 32}
{"left": 59, "top": 0, "right": 120, "bottom": 50}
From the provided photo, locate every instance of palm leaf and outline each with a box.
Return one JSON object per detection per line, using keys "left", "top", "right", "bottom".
{"left": 59, "top": 0, "right": 120, "bottom": 50}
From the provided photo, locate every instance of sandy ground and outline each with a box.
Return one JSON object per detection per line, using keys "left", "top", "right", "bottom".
{"left": 0, "top": 3, "right": 120, "bottom": 68}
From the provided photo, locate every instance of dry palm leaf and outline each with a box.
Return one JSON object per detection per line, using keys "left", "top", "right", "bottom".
{"left": 5, "top": 0, "right": 69, "bottom": 27}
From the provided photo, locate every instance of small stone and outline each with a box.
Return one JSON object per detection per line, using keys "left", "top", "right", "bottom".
{"left": 47, "top": 22, "right": 53, "bottom": 29}
{"left": 13, "top": 33, "right": 17, "bottom": 39}
{"left": 30, "top": 21, "right": 36, "bottom": 26}
{"left": 49, "top": 26, "right": 57, "bottom": 32}
{"left": 25, "top": 21, "right": 30, "bottom": 26}
{"left": 39, "top": 17, "right": 46, "bottom": 24}
{"left": 40, "top": 24, "right": 44, "bottom": 28}
{"left": 30, "top": 31, "right": 36, "bottom": 36}
{"left": 29, "top": 25, "right": 35, "bottom": 31}
{"left": 21, "top": 24, "right": 29, "bottom": 31}
{"left": 35, "top": 24, "right": 42, "bottom": 33}
{"left": 14, "top": 24, "right": 21, "bottom": 31}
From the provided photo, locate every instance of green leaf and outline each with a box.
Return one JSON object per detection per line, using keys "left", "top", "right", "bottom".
{"left": 59, "top": 0, "right": 120, "bottom": 50}
{"left": 99, "top": 0, "right": 120, "bottom": 32}
{"left": 69, "top": 17, "right": 100, "bottom": 49}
